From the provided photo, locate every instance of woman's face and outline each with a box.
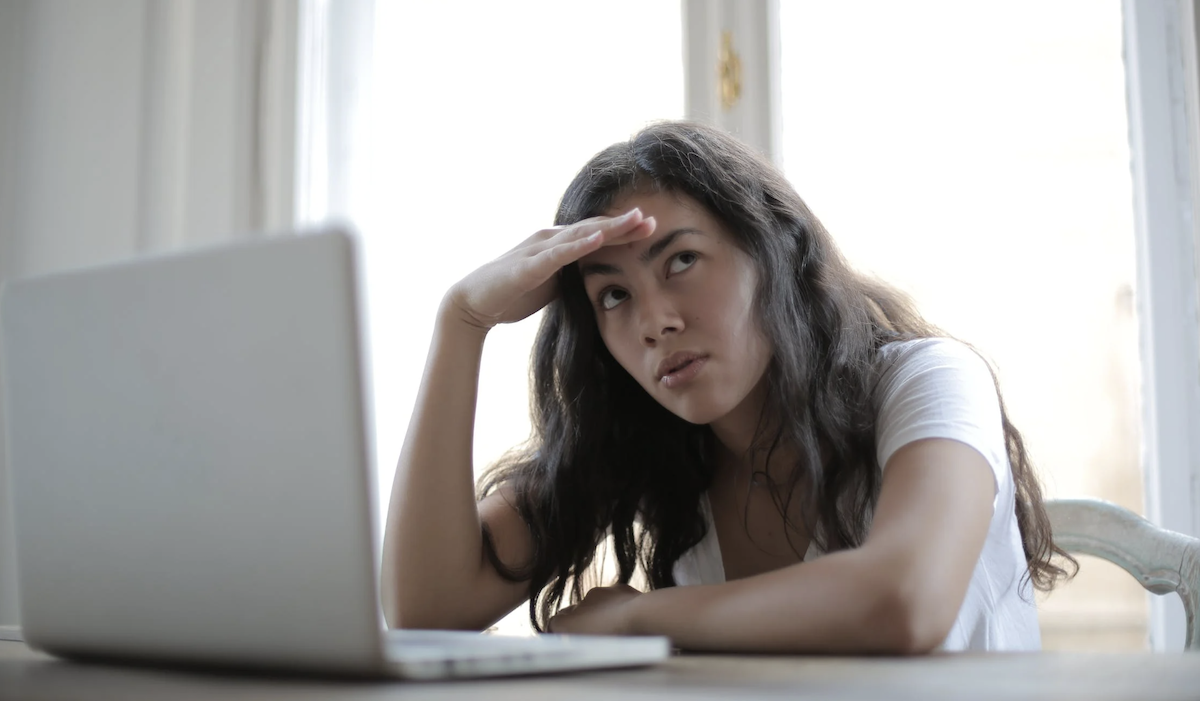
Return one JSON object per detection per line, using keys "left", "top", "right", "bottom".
{"left": 578, "top": 191, "right": 773, "bottom": 427}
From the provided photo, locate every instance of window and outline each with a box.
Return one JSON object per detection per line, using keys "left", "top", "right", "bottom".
{"left": 778, "top": 0, "right": 1145, "bottom": 649}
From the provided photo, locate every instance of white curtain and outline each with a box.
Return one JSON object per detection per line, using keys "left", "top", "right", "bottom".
{"left": 294, "top": 0, "right": 375, "bottom": 227}
{"left": 0, "top": 0, "right": 299, "bottom": 628}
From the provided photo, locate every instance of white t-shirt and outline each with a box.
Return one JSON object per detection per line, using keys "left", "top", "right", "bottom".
{"left": 671, "top": 337, "right": 1041, "bottom": 652}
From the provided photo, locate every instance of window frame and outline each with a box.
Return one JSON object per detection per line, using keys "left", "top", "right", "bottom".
{"left": 1121, "top": 0, "right": 1200, "bottom": 651}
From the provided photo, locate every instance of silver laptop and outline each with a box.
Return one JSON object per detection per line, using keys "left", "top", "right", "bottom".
{"left": 0, "top": 225, "right": 670, "bottom": 679}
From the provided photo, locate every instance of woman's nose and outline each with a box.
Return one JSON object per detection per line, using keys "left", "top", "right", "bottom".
{"left": 638, "top": 295, "right": 684, "bottom": 347}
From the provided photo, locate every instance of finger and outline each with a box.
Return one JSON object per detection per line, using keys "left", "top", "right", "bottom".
{"left": 522, "top": 215, "right": 657, "bottom": 285}
{"left": 524, "top": 227, "right": 564, "bottom": 246}
{"left": 529, "top": 211, "right": 614, "bottom": 241}
{"left": 548, "top": 607, "right": 577, "bottom": 633}
{"left": 550, "top": 215, "right": 654, "bottom": 260}
{"left": 529, "top": 210, "right": 624, "bottom": 242}
{"left": 581, "top": 587, "right": 610, "bottom": 603}
{"left": 597, "top": 216, "right": 656, "bottom": 247}
{"left": 563, "top": 216, "right": 654, "bottom": 258}
{"left": 522, "top": 215, "right": 607, "bottom": 247}
{"left": 525, "top": 209, "right": 647, "bottom": 254}
{"left": 543, "top": 208, "right": 645, "bottom": 249}
{"left": 520, "top": 228, "right": 609, "bottom": 282}
{"left": 517, "top": 213, "right": 658, "bottom": 289}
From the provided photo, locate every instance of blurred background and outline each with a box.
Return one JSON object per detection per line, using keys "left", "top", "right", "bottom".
{"left": 2, "top": 0, "right": 1198, "bottom": 651}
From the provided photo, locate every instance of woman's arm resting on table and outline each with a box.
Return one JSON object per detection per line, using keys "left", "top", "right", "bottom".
{"left": 550, "top": 438, "right": 996, "bottom": 654}
{"left": 380, "top": 304, "right": 533, "bottom": 631}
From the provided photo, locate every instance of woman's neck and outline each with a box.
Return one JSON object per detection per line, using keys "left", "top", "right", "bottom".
{"left": 709, "top": 376, "right": 798, "bottom": 485}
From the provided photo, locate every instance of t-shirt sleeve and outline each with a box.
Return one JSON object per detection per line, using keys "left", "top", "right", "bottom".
{"left": 874, "top": 339, "right": 1010, "bottom": 505}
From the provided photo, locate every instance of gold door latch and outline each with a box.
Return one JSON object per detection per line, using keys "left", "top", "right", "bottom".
{"left": 719, "top": 30, "right": 743, "bottom": 110}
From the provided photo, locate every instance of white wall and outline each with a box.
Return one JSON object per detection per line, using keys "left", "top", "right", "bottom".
{"left": 0, "top": 0, "right": 297, "bottom": 628}
{"left": 5, "top": 0, "right": 147, "bottom": 273}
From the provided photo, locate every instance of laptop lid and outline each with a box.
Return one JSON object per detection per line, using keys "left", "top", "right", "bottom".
{"left": 0, "top": 227, "right": 386, "bottom": 673}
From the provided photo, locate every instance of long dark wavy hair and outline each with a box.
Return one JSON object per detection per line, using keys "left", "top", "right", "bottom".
{"left": 479, "top": 120, "right": 1075, "bottom": 632}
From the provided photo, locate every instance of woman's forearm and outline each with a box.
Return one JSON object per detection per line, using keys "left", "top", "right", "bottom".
{"left": 381, "top": 298, "right": 494, "bottom": 629}
{"left": 623, "top": 441, "right": 994, "bottom": 654}
{"left": 629, "top": 546, "right": 943, "bottom": 654}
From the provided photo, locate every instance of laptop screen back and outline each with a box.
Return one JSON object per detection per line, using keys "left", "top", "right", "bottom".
{"left": 0, "top": 229, "right": 384, "bottom": 672}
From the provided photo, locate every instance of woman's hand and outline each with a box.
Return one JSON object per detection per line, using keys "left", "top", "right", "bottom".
{"left": 547, "top": 584, "right": 644, "bottom": 636}
{"left": 445, "top": 209, "right": 656, "bottom": 332}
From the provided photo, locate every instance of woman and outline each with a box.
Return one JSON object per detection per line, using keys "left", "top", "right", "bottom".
{"left": 381, "top": 121, "right": 1074, "bottom": 653}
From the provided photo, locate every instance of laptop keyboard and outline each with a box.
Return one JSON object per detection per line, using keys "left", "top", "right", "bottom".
{"left": 385, "top": 629, "right": 571, "bottom": 659}
{"left": 382, "top": 628, "right": 670, "bottom": 678}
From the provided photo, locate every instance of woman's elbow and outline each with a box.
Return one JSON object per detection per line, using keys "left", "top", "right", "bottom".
{"left": 380, "top": 587, "right": 493, "bottom": 632}
{"left": 869, "top": 579, "right": 956, "bottom": 655}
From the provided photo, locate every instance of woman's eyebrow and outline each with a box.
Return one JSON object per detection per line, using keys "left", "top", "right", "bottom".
{"left": 579, "top": 228, "right": 705, "bottom": 279}
{"left": 640, "top": 228, "right": 703, "bottom": 264}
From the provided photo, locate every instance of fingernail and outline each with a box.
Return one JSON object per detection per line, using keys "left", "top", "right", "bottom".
{"left": 624, "top": 208, "right": 642, "bottom": 220}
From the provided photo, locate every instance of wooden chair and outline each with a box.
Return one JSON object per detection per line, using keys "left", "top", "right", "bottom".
{"left": 1046, "top": 498, "right": 1200, "bottom": 650}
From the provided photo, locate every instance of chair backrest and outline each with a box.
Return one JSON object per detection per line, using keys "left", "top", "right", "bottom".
{"left": 1045, "top": 498, "right": 1200, "bottom": 651}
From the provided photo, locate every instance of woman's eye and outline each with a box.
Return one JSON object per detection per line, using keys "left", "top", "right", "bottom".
{"left": 599, "top": 288, "right": 629, "bottom": 310}
{"left": 668, "top": 252, "right": 698, "bottom": 275}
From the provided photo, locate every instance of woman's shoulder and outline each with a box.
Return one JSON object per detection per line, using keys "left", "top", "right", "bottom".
{"left": 871, "top": 336, "right": 1008, "bottom": 480}
{"left": 873, "top": 337, "right": 994, "bottom": 394}
{"left": 876, "top": 336, "right": 986, "bottom": 366}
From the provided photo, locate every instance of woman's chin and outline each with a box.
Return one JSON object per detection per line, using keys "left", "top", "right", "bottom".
{"left": 660, "top": 399, "right": 729, "bottom": 426}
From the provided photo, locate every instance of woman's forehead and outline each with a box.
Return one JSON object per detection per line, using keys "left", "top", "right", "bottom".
{"left": 602, "top": 189, "right": 702, "bottom": 221}
{"left": 580, "top": 198, "right": 739, "bottom": 270}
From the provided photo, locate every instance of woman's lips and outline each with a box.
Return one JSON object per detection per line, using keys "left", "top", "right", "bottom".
{"left": 659, "top": 356, "right": 708, "bottom": 389}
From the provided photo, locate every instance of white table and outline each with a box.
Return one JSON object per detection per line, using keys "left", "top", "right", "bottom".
{"left": 2, "top": 640, "right": 1200, "bottom": 700}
